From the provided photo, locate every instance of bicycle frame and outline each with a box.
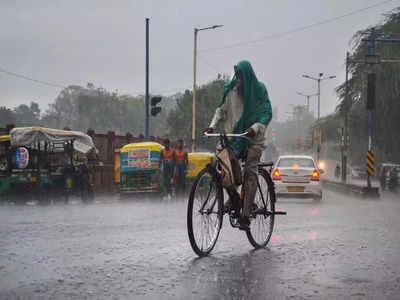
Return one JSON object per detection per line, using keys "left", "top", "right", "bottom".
{"left": 204, "top": 132, "right": 259, "bottom": 216}
{"left": 187, "top": 132, "right": 286, "bottom": 256}
{"left": 205, "top": 132, "right": 286, "bottom": 217}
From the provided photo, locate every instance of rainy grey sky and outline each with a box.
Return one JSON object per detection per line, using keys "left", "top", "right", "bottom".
{"left": 0, "top": 0, "right": 399, "bottom": 120}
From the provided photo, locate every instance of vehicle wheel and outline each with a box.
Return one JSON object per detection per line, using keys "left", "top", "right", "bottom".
{"left": 64, "top": 191, "right": 70, "bottom": 204}
{"left": 313, "top": 193, "right": 322, "bottom": 201}
{"left": 38, "top": 186, "right": 50, "bottom": 205}
{"left": 246, "top": 169, "right": 276, "bottom": 249}
{"left": 187, "top": 167, "right": 223, "bottom": 257}
{"left": 81, "top": 184, "right": 94, "bottom": 203}
{"left": 0, "top": 157, "right": 8, "bottom": 171}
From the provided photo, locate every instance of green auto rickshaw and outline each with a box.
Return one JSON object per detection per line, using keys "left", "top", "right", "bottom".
{"left": 119, "top": 142, "right": 164, "bottom": 195}
{"left": 0, "top": 127, "right": 96, "bottom": 203}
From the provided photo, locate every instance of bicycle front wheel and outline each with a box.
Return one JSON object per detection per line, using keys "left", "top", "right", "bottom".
{"left": 246, "top": 169, "right": 276, "bottom": 248}
{"left": 187, "top": 167, "right": 223, "bottom": 257}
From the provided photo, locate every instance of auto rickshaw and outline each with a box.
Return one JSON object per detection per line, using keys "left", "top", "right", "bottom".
{"left": 186, "top": 152, "right": 215, "bottom": 186}
{"left": 114, "top": 148, "right": 121, "bottom": 185}
{"left": 119, "top": 142, "right": 164, "bottom": 194}
{"left": 0, "top": 135, "right": 11, "bottom": 201}
{"left": 0, "top": 127, "right": 96, "bottom": 203}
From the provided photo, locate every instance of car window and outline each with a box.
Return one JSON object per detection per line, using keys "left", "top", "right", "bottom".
{"left": 278, "top": 158, "right": 315, "bottom": 168}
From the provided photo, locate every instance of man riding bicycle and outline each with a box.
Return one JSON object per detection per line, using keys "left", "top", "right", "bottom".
{"left": 204, "top": 60, "right": 272, "bottom": 230}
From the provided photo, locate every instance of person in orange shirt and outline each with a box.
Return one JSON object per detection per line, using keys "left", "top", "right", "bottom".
{"left": 160, "top": 139, "right": 175, "bottom": 199}
{"left": 174, "top": 139, "right": 188, "bottom": 196}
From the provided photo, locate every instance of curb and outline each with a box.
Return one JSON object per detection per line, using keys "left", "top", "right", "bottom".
{"left": 322, "top": 179, "right": 380, "bottom": 198}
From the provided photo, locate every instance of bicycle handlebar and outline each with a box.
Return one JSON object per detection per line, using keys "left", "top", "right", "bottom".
{"left": 204, "top": 132, "right": 248, "bottom": 138}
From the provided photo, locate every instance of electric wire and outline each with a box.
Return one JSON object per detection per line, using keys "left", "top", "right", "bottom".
{"left": 200, "top": 0, "right": 398, "bottom": 53}
{"left": 0, "top": 66, "right": 67, "bottom": 89}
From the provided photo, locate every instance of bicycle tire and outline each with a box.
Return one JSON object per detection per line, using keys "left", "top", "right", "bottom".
{"left": 246, "top": 169, "right": 276, "bottom": 248}
{"left": 187, "top": 166, "right": 224, "bottom": 257}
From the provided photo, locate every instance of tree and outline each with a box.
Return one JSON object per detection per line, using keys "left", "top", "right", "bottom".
{"left": 0, "top": 107, "right": 16, "bottom": 127}
{"left": 273, "top": 105, "right": 316, "bottom": 155}
{"left": 40, "top": 84, "right": 171, "bottom": 137}
{"left": 166, "top": 76, "right": 228, "bottom": 150}
{"left": 14, "top": 102, "right": 41, "bottom": 126}
{"left": 335, "top": 8, "right": 400, "bottom": 165}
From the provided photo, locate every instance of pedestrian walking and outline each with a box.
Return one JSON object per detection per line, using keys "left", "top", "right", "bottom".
{"left": 160, "top": 139, "right": 175, "bottom": 199}
{"left": 174, "top": 139, "right": 188, "bottom": 197}
{"left": 335, "top": 164, "right": 340, "bottom": 179}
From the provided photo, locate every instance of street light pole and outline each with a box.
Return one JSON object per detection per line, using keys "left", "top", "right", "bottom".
{"left": 192, "top": 28, "right": 198, "bottom": 152}
{"left": 145, "top": 18, "right": 150, "bottom": 138}
{"left": 192, "top": 24, "right": 223, "bottom": 152}
{"left": 317, "top": 77, "right": 321, "bottom": 120}
{"left": 342, "top": 52, "right": 350, "bottom": 183}
{"left": 302, "top": 73, "right": 336, "bottom": 162}
{"left": 296, "top": 92, "right": 318, "bottom": 114}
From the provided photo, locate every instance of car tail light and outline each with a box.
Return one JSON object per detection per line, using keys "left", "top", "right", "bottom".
{"left": 311, "top": 169, "right": 320, "bottom": 181}
{"left": 273, "top": 169, "right": 281, "bottom": 180}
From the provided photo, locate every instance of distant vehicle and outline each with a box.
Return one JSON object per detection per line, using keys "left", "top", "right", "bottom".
{"left": 0, "top": 127, "right": 96, "bottom": 203}
{"left": 272, "top": 155, "right": 323, "bottom": 200}
{"left": 119, "top": 142, "right": 164, "bottom": 195}
{"left": 379, "top": 163, "right": 400, "bottom": 191}
{"left": 317, "top": 160, "right": 327, "bottom": 172}
{"left": 351, "top": 166, "right": 367, "bottom": 180}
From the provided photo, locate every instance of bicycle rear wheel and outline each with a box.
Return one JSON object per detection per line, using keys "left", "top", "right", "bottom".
{"left": 187, "top": 167, "right": 223, "bottom": 256}
{"left": 246, "top": 169, "right": 276, "bottom": 248}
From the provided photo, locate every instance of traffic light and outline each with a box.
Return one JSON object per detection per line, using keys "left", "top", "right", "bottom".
{"left": 271, "top": 127, "right": 276, "bottom": 142}
{"left": 151, "top": 96, "right": 162, "bottom": 116}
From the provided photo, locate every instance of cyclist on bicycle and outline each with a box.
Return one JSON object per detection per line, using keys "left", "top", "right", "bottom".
{"left": 204, "top": 60, "right": 272, "bottom": 230}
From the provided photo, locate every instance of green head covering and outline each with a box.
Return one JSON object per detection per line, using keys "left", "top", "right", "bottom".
{"left": 220, "top": 60, "right": 272, "bottom": 156}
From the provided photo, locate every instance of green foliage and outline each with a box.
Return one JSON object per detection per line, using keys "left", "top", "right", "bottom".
{"left": 13, "top": 102, "right": 41, "bottom": 127}
{"left": 2, "top": 75, "right": 228, "bottom": 150}
{"left": 274, "top": 105, "right": 316, "bottom": 154}
{"left": 335, "top": 8, "right": 400, "bottom": 165}
{"left": 166, "top": 77, "right": 228, "bottom": 150}
{"left": 39, "top": 84, "right": 169, "bottom": 136}
{"left": 0, "top": 107, "right": 16, "bottom": 127}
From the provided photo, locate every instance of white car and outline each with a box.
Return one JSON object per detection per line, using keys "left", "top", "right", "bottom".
{"left": 272, "top": 155, "right": 323, "bottom": 200}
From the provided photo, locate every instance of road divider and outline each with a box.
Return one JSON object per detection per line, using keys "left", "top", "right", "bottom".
{"left": 322, "top": 178, "right": 380, "bottom": 198}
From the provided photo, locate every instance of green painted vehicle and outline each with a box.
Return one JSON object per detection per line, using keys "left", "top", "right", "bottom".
{"left": 0, "top": 127, "right": 96, "bottom": 203}
{"left": 119, "top": 142, "right": 164, "bottom": 194}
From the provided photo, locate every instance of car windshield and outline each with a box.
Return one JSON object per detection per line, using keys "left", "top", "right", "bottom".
{"left": 278, "top": 157, "right": 315, "bottom": 168}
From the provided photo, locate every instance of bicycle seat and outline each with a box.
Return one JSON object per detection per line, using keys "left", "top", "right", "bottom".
{"left": 258, "top": 162, "right": 274, "bottom": 167}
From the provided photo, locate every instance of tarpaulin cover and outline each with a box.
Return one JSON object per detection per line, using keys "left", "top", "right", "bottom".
{"left": 10, "top": 127, "right": 95, "bottom": 153}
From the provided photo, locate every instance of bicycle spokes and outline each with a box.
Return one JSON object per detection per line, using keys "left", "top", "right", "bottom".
{"left": 246, "top": 172, "right": 275, "bottom": 248}
{"left": 187, "top": 168, "right": 223, "bottom": 256}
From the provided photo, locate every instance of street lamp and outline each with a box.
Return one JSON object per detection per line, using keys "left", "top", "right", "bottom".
{"left": 192, "top": 24, "right": 223, "bottom": 152}
{"left": 302, "top": 73, "right": 336, "bottom": 120}
{"left": 296, "top": 91, "right": 318, "bottom": 115}
{"left": 302, "top": 73, "right": 336, "bottom": 161}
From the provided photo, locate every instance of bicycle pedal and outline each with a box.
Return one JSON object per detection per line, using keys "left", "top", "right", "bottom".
{"left": 229, "top": 216, "right": 241, "bottom": 228}
{"left": 273, "top": 211, "right": 287, "bottom": 215}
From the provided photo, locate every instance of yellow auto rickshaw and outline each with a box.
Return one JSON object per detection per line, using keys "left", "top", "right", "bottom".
{"left": 114, "top": 148, "right": 121, "bottom": 185}
{"left": 119, "top": 142, "right": 164, "bottom": 194}
{"left": 186, "top": 152, "right": 215, "bottom": 185}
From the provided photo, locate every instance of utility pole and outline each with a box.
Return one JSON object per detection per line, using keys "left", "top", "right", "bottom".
{"left": 360, "top": 28, "right": 400, "bottom": 188}
{"left": 342, "top": 28, "right": 400, "bottom": 189}
{"left": 302, "top": 73, "right": 336, "bottom": 162}
{"left": 342, "top": 52, "right": 350, "bottom": 183}
{"left": 365, "top": 29, "right": 375, "bottom": 189}
{"left": 192, "top": 28, "right": 198, "bottom": 152}
{"left": 145, "top": 18, "right": 150, "bottom": 138}
{"left": 296, "top": 92, "right": 318, "bottom": 114}
{"left": 192, "top": 24, "right": 223, "bottom": 152}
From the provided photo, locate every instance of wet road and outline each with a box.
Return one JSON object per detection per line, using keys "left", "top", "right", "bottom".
{"left": 0, "top": 190, "right": 400, "bottom": 299}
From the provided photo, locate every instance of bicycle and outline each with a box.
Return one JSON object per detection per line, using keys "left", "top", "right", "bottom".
{"left": 187, "top": 132, "right": 286, "bottom": 257}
